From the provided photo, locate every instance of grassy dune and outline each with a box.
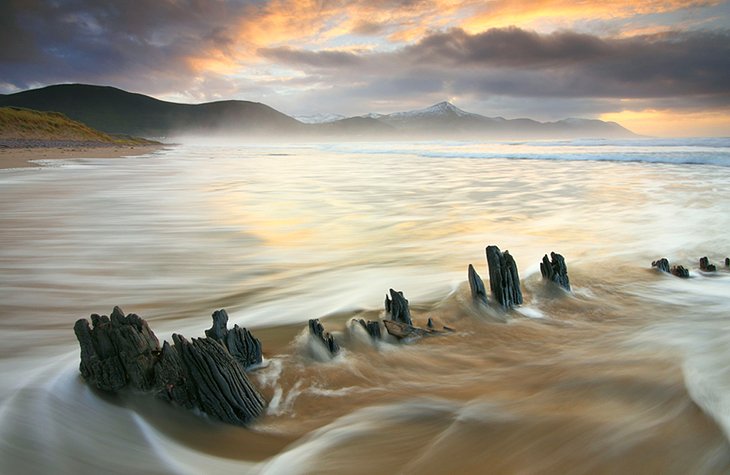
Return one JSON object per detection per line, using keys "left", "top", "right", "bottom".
{"left": 0, "top": 107, "right": 157, "bottom": 145}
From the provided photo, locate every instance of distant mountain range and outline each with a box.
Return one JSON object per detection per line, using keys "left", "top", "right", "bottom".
{"left": 356, "top": 101, "right": 634, "bottom": 139}
{"left": 0, "top": 84, "right": 637, "bottom": 140}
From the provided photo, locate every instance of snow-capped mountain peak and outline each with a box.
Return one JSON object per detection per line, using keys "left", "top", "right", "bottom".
{"left": 359, "top": 112, "right": 386, "bottom": 119}
{"left": 295, "top": 112, "right": 346, "bottom": 124}
{"left": 387, "top": 101, "right": 474, "bottom": 119}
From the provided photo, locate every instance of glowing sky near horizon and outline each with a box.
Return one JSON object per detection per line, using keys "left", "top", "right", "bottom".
{"left": 1, "top": 0, "right": 729, "bottom": 136}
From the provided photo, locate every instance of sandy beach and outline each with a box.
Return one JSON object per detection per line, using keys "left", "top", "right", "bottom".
{"left": 0, "top": 143, "right": 165, "bottom": 170}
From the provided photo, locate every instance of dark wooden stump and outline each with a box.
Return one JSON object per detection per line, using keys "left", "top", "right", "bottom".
{"left": 205, "top": 309, "right": 262, "bottom": 369}
{"left": 308, "top": 318, "right": 340, "bottom": 356}
{"left": 169, "top": 334, "right": 265, "bottom": 425}
{"left": 486, "top": 245, "right": 523, "bottom": 309}
{"left": 383, "top": 320, "right": 436, "bottom": 339}
{"left": 357, "top": 319, "right": 382, "bottom": 339}
{"left": 74, "top": 307, "right": 266, "bottom": 426}
{"left": 540, "top": 252, "right": 571, "bottom": 291}
{"left": 73, "top": 306, "right": 160, "bottom": 392}
{"left": 671, "top": 265, "right": 690, "bottom": 278}
{"left": 385, "top": 288, "right": 413, "bottom": 325}
{"left": 468, "top": 264, "right": 487, "bottom": 303}
{"left": 652, "top": 258, "right": 670, "bottom": 273}
{"left": 700, "top": 257, "right": 717, "bottom": 272}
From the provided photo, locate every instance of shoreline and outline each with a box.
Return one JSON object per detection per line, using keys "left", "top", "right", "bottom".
{"left": 0, "top": 143, "right": 167, "bottom": 170}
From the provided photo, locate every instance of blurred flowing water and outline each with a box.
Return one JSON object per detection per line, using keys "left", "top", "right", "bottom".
{"left": 1, "top": 138, "right": 730, "bottom": 474}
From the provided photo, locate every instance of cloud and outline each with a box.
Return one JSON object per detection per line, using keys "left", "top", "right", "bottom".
{"left": 0, "top": 0, "right": 253, "bottom": 94}
{"left": 2, "top": 0, "right": 724, "bottom": 90}
{"left": 405, "top": 27, "right": 613, "bottom": 67}
{"left": 351, "top": 20, "right": 388, "bottom": 36}
{"left": 266, "top": 27, "right": 730, "bottom": 103}
{"left": 0, "top": 2, "right": 39, "bottom": 62}
{"left": 461, "top": 0, "right": 722, "bottom": 33}
{"left": 258, "top": 47, "right": 365, "bottom": 68}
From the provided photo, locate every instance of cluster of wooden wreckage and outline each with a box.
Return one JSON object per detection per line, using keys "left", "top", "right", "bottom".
{"left": 73, "top": 246, "right": 728, "bottom": 426}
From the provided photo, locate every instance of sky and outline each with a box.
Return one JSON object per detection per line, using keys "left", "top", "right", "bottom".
{"left": 1, "top": 0, "right": 730, "bottom": 136}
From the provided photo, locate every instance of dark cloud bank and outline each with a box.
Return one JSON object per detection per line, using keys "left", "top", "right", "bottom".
{"left": 261, "top": 27, "right": 730, "bottom": 103}
{"left": 0, "top": 0, "right": 251, "bottom": 94}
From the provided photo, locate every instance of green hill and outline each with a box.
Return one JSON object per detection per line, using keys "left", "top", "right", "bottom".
{"left": 0, "top": 107, "right": 157, "bottom": 145}
{"left": 0, "top": 84, "right": 303, "bottom": 138}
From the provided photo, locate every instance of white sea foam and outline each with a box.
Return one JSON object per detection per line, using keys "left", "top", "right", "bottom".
{"left": 516, "top": 306, "right": 546, "bottom": 319}
{"left": 321, "top": 137, "right": 730, "bottom": 167}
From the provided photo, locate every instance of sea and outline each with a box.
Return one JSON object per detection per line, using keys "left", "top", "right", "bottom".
{"left": 1, "top": 137, "right": 730, "bottom": 474}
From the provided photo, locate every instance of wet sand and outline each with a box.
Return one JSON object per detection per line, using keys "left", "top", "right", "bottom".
{"left": 0, "top": 144, "right": 166, "bottom": 169}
